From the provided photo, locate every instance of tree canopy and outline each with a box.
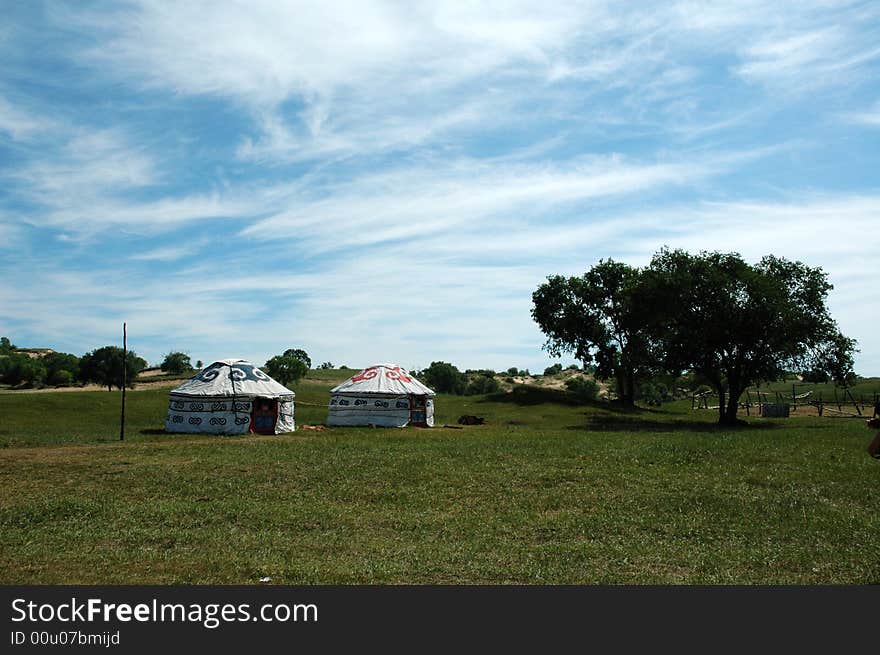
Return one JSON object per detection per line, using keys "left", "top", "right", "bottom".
{"left": 0, "top": 352, "right": 46, "bottom": 386}
{"left": 418, "top": 361, "right": 467, "bottom": 395}
{"left": 639, "top": 249, "right": 856, "bottom": 425}
{"left": 79, "top": 346, "right": 147, "bottom": 391}
{"left": 532, "top": 259, "right": 654, "bottom": 407}
{"left": 532, "top": 249, "right": 856, "bottom": 424}
{"left": 263, "top": 349, "right": 310, "bottom": 387}
{"left": 282, "top": 349, "right": 311, "bottom": 369}
{"left": 160, "top": 351, "right": 193, "bottom": 375}
{"left": 42, "top": 352, "right": 80, "bottom": 386}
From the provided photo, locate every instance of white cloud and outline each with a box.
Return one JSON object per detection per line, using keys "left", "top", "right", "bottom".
{"left": 9, "top": 128, "right": 156, "bottom": 207}
{"left": 841, "top": 101, "right": 880, "bottom": 127}
{"left": 734, "top": 22, "right": 880, "bottom": 90}
{"left": 0, "top": 96, "right": 55, "bottom": 139}
{"left": 0, "top": 218, "right": 22, "bottom": 248}
{"left": 130, "top": 242, "right": 204, "bottom": 262}
{"left": 75, "top": 1, "right": 580, "bottom": 103}
{"left": 8, "top": 188, "right": 877, "bottom": 373}
{"left": 46, "top": 1, "right": 880, "bottom": 165}
{"left": 3, "top": 1, "right": 879, "bottom": 375}
{"left": 239, "top": 154, "right": 718, "bottom": 248}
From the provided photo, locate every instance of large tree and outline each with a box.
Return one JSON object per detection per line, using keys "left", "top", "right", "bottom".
{"left": 79, "top": 346, "right": 147, "bottom": 391}
{"left": 531, "top": 260, "right": 654, "bottom": 407}
{"left": 641, "top": 249, "right": 856, "bottom": 425}
{"left": 263, "top": 349, "right": 310, "bottom": 387}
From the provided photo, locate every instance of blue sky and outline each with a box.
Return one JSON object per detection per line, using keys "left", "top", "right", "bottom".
{"left": 1, "top": 1, "right": 879, "bottom": 374}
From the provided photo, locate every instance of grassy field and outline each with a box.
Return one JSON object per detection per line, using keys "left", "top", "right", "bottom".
{"left": 1, "top": 371, "right": 878, "bottom": 584}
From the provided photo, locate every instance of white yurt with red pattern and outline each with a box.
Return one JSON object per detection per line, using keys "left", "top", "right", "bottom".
{"left": 327, "top": 364, "right": 435, "bottom": 427}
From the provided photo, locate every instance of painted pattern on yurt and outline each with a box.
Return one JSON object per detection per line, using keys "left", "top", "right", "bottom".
{"left": 165, "top": 359, "right": 295, "bottom": 435}
{"left": 327, "top": 364, "right": 435, "bottom": 427}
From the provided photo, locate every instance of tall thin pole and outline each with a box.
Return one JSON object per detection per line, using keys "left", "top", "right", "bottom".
{"left": 120, "top": 322, "right": 127, "bottom": 441}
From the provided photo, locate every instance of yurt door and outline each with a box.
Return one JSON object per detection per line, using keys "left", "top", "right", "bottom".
{"left": 410, "top": 396, "right": 427, "bottom": 426}
{"left": 252, "top": 398, "right": 278, "bottom": 434}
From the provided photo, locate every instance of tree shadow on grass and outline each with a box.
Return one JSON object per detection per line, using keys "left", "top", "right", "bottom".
{"left": 481, "top": 385, "right": 602, "bottom": 407}
{"left": 570, "top": 415, "right": 780, "bottom": 433}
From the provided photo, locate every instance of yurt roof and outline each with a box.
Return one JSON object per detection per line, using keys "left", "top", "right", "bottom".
{"left": 169, "top": 359, "right": 294, "bottom": 398}
{"left": 330, "top": 364, "right": 435, "bottom": 396}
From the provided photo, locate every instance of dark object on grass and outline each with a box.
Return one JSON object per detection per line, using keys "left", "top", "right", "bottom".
{"left": 867, "top": 417, "right": 880, "bottom": 459}
{"left": 458, "top": 415, "right": 485, "bottom": 425}
{"left": 442, "top": 424, "right": 464, "bottom": 430}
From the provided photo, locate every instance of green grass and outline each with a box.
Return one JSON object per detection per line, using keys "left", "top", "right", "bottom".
{"left": 1, "top": 372, "right": 878, "bottom": 584}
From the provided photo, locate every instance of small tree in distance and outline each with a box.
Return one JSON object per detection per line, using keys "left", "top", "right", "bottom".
{"left": 160, "top": 352, "right": 193, "bottom": 375}
{"left": 418, "top": 361, "right": 467, "bottom": 395}
{"left": 79, "top": 346, "right": 147, "bottom": 391}
{"left": 282, "top": 349, "right": 311, "bottom": 369}
{"left": 264, "top": 349, "right": 310, "bottom": 387}
{"left": 43, "top": 352, "right": 80, "bottom": 386}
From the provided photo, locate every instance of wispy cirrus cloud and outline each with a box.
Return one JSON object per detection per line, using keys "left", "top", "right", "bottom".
{"left": 0, "top": 96, "right": 56, "bottom": 140}
{"left": 129, "top": 241, "right": 207, "bottom": 262}
{"left": 64, "top": 1, "right": 880, "bottom": 164}
{"left": 12, "top": 129, "right": 157, "bottom": 198}
{"left": 841, "top": 100, "right": 880, "bottom": 127}
{"left": 7, "top": 191, "right": 879, "bottom": 371}
{"left": 2, "top": 1, "right": 879, "bottom": 374}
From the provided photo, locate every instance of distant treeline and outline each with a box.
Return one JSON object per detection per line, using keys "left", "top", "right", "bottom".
{"left": 0, "top": 338, "right": 200, "bottom": 390}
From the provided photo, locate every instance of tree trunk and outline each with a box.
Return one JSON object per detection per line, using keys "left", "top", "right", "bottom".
{"left": 719, "top": 385, "right": 743, "bottom": 425}
{"left": 615, "top": 367, "right": 635, "bottom": 408}
{"left": 615, "top": 369, "right": 631, "bottom": 407}
{"left": 717, "top": 385, "right": 726, "bottom": 424}
{"left": 625, "top": 369, "right": 636, "bottom": 408}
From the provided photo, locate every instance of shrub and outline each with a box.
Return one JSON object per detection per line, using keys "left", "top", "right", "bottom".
{"left": 639, "top": 381, "right": 670, "bottom": 406}
{"left": 0, "top": 353, "right": 46, "bottom": 386}
{"left": 49, "top": 369, "right": 74, "bottom": 386}
{"left": 543, "top": 363, "right": 563, "bottom": 376}
{"left": 565, "top": 377, "right": 599, "bottom": 401}
{"left": 42, "top": 352, "right": 79, "bottom": 384}
{"left": 419, "top": 361, "right": 467, "bottom": 395}
{"left": 465, "top": 374, "right": 500, "bottom": 395}
{"left": 465, "top": 369, "right": 496, "bottom": 378}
